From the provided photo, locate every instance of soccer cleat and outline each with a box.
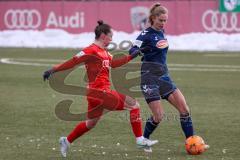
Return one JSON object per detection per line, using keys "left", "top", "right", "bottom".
{"left": 59, "top": 137, "right": 70, "bottom": 157}
{"left": 136, "top": 138, "right": 158, "bottom": 148}
{"left": 143, "top": 146, "right": 153, "bottom": 153}
{"left": 205, "top": 144, "right": 210, "bottom": 149}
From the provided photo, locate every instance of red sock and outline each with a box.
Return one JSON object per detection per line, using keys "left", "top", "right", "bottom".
{"left": 130, "top": 108, "right": 143, "bottom": 138}
{"left": 67, "top": 121, "right": 90, "bottom": 143}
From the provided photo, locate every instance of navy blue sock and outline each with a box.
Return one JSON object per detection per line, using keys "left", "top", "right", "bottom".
{"left": 143, "top": 116, "right": 159, "bottom": 139}
{"left": 180, "top": 113, "right": 194, "bottom": 138}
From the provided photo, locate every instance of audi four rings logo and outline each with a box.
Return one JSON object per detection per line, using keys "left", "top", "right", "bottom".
{"left": 4, "top": 9, "right": 41, "bottom": 29}
{"left": 202, "top": 10, "right": 240, "bottom": 32}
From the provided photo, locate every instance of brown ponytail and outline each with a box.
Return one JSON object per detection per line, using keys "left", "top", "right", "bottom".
{"left": 94, "top": 20, "right": 111, "bottom": 39}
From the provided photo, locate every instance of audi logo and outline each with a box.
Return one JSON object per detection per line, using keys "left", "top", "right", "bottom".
{"left": 202, "top": 10, "right": 240, "bottom": 32}
{"left": 4, "top": 9, "right": 41, "bottom": 29}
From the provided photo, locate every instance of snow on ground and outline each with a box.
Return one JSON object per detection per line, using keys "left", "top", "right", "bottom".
{"left": 0, "top": 29, "right": 240, "bottom": 51}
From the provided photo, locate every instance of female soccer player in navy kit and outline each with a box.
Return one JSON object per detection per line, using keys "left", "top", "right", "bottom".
{"left": 43, "top": 20, "right": 157, "bottom": 157}
{"left": 129, "top": 3, "right": 208, "bottom": 147}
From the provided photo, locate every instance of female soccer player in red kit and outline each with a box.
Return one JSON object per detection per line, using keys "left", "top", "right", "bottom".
{"left": 43, "top": 20, "right": 158, "bottom": 157}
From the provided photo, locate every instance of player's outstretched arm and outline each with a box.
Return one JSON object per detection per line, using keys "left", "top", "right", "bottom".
{"left": 110, "top": 54, "right": 132, "bottom": 68}
{"left": 42, "top": 54, "right": 89, "bottom": 81}
{"left": 111, "top": 47, "right": 148, "bottom": 68}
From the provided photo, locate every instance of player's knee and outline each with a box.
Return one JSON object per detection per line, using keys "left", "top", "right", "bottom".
{"left": 125, "top": 95, "right": 140, "bottom": 109}
{"left": 86, "top": 122, "right": 97, "bottom": 129}
{"left": 133, "top": 101, "right": 140, "bottom": 109}
{"left": 127, "top": 100, "right": 140, "bottom": 110}
{"left": 86, "top": 119, "right": 99, "bottom": 129}
{"left": 153, "top": 113, "right": 164, "bottom": 123}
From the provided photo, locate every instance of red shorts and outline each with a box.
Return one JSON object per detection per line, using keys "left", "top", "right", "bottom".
{"left": 86, "top": 88, "right": 126, "bottom": 119}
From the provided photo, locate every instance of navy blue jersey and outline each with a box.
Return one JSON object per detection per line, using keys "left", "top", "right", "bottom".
{"left": 130, "top": 27, "right": 169, "bottom": 65}
{"left": 130, "top": 27, "right": 176, "bottom": 102}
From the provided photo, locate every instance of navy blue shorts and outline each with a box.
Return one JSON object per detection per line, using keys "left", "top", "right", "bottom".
{"left": 141, "top": 73, "right": 177, "bottom": 103}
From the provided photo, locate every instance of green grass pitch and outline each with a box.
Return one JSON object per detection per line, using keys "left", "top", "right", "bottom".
{"left": 0, "top": 48, "right": 240, "bottom": 160}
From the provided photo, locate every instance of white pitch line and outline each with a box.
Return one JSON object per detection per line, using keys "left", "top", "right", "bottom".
{"left": 169, "top": 67, "right": 240, "bottom": 72}
{"left": 12, "top": 58, "right": 64, "bottom": 63}
{"left": 1, "top": 58, "right": 240, "bottom": 72}
{"left": 204, "top": 54, "right": 240, "bottom": 57}
{"left": 168, "top": 63, "right": 240, "bottom": 69}
{"left": 0, "top": 58, "right": 53, "bottom": 67}
{"left": 130, "top": 62, "right": 240, "bottom": 69}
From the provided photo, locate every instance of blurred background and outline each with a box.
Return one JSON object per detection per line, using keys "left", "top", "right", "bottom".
{"left": 0, "top": 0, "right": 240, "bottom": 50}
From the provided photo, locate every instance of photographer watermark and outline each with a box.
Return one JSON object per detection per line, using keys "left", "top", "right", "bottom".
{"left": 49, "top": 40, "right": 171, "bottom": 122}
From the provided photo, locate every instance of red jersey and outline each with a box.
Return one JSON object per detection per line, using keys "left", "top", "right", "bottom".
{"left": 53, "top": 43, "right": 132, "bottom": 89}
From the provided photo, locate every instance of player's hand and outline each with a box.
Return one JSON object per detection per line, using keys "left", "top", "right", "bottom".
{"left": 140, "top": 46, "right": 151, "bottom": 54}
{"left": 130, "top": 49, "right": 143, "bottom": 58}
{"left": 129, "top": 46, "right": 151, "bottom": 59}
{"left": 43, "top": 69, "right": 54, "bottom": 81}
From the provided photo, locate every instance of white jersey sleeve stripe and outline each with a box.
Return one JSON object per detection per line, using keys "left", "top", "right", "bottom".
{"left": 75, "top": 51, "right": 86, "bottom": 58}
{"left": 133, "top": 40, "right": 143, "bottom": 48}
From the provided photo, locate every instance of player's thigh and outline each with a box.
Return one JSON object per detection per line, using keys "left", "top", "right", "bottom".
{"left": 101, "top": 90, "right": 126, "bottom": 111}
{"left": 87, "top": 88, "right": 119, "bottom": 118}
{"left": 158, "top": 74, "right": 177, "bottom": 99}
{"left": 168, "top": 89, "right": 189, "bottom": 114}
{"left": 87, "top": 96, "right": 104, "bottom": 119}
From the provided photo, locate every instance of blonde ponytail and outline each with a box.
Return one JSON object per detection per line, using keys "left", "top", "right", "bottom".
{"left": 149, "top": 3, "right": 168, "bottom": 25}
